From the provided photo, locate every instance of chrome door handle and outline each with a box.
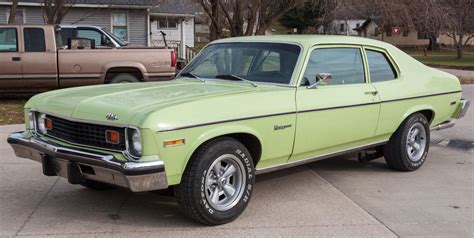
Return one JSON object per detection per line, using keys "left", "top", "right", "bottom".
{"left": 365, "top": 90, "right": 378, "bottom": 95}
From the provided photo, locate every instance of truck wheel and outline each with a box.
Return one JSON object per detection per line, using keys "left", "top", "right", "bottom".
{"left": 384, "top": 113, "right": 430, "bottom": 171}
{"left": 80, "top": 179, "right": 115, "bottom": 190}
{"left": 175, "top": 137, "right": 255, "bottom": 225}
{"left": 109, "top": 73, "right": 139, "bottom": 84}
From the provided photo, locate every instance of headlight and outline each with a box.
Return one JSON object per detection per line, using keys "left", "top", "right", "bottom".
{"left": 127, "top": 128, "right": 142, "bottom": 158}
{"left": 37, "top": 113, "right": 47, "bottom": 134}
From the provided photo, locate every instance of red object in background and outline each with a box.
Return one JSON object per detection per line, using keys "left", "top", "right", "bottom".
{"left": 424, "top": 48, "right": 428, "bottom": 57}
{"left": 392, "top": 27, "right": 401, "bottom": 35}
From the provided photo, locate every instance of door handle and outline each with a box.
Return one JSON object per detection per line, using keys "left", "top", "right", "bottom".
{"left": 365, "top": 90, "right": 378, "bottom": 95}
{"left": 11, "top": 57, "right": 21, "bottom": 61}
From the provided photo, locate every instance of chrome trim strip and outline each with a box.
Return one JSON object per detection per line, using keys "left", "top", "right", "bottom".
{"left": 255, "top": 140, "right": 388, "bottom": 175}
{"left": 158, "top": 90, "right": 462, "bottom": 133}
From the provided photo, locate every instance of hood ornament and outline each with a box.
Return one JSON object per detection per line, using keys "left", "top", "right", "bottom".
{"left": 106, "top": 113, "right": 118, "bottom": 121}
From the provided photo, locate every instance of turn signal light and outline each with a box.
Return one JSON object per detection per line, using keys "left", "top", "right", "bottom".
{"left": 44, "top": 118, "right": 53, "bottom": 130}
{"left": 163, "top": 139, "right": 185, "bottom": 147}
{"left": 106, "top": 130, "right": 120, "bottom": 144}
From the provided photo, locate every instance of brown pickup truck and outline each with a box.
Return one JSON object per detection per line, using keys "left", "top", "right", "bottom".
{"left": 0, "top": 25, "right": 176, "bottom": 93}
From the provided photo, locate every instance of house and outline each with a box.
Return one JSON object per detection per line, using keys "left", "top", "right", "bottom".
{"left": 354, "top": 17, "right": 473, "bottom": 47}
{"left": 0, "top": 0, "right": 198, "bottom": 60}
{"left": 317, "top": 19, "right": 366, "bottom": 36}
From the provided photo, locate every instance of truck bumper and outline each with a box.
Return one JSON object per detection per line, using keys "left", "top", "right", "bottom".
{"left": 7, "top": 132, "right": 168, "bottom": 192}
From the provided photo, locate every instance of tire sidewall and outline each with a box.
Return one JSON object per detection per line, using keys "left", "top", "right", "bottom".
{"left": 109, "top": 73, "right": 139, "bottom": 84}
{"left": 399, "top": 114, "right": 430, "bottom": 170}
{"left": 194, "top": 139, "right": 255, "bottom": 224}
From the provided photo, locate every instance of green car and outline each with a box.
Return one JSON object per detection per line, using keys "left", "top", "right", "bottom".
{"left": 8, "top": 35, "right": 470, "bottom": 225}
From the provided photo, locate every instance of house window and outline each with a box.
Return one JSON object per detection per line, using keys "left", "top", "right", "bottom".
{"left": 339, "top": 23, "right": 345, "bottom": 32}
{"left": 6, "top": 9, "right": 25, "bottom": 24}
{"left": 157, "top": 18, "right": 178, "bottom": 29}
{"left": 112, "top": 12, "right": 128, "bottom": 41}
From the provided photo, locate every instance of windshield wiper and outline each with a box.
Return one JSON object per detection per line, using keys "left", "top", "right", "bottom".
{"left": 215, "top": 74, "right": 258, "bottom": 87}
{"left": 179, "top": 72, "right": 205, "bottom": 82}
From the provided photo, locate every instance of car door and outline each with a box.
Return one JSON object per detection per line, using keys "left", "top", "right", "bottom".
{"left": 0, "top": 27, "right": 23, "bottom": 90}
{"left": 289, "top": 45, "right": 381, "bottom": 162}
{"left": 21, "top": 26, "right": 58, "bottom": 90}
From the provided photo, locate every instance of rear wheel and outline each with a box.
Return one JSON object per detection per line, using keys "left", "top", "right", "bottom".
{"left": 109, "top": 73, "right": 139, "bottom": 84}
{"left": 384, "top": 113, "right": 430, "bottom": 171}
{"left": 175, "top": 137, "right": 255, "bottom": 225}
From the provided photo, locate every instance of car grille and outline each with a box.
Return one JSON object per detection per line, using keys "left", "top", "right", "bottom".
{"left": 45, "top": 115, "right": 126, "bottom": 151}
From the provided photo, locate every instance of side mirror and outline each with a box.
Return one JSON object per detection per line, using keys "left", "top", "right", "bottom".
{"left": 307, "top": 73, "right": 332, "bottom": 89}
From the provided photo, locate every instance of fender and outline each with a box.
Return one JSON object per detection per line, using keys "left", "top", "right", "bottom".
{"left": 401, "top": 104, "right": 435, "bottom": 125}
{"left": 100, "top": 62, "right": 148, "bottom": 82}
{"left": 182, "top": 125, "right": 262, "bottom": 175}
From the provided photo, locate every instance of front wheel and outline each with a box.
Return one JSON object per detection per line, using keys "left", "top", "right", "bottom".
{"left": 175, "top": 137, "right": 255, "bottom": 225}
{"left": 384, "top": 113, "right": 430, "bottom": 171}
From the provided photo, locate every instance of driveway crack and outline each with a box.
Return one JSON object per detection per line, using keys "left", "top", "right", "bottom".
{"left": 14, "top": 177, "right": 60, "bottom": 237}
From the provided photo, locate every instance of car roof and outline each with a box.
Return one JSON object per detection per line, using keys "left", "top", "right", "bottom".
{"left": 212, "top": 35, "right": 393, "bottom": 49}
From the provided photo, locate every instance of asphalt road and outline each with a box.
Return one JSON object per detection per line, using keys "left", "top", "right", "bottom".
{"left": 0, "top": 86, "right": 472, "bottom": 237}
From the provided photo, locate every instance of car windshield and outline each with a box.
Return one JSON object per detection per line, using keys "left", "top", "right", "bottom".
{"left": 102, "top": 28, "right": 128, "bottom": 46}
{"left": 179, "top": 42, "right": 301, "bottom": 85}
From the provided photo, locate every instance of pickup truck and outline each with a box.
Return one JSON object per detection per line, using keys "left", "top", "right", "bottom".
{"left": 0, "top": 24, "right": 176, "bottom": 93}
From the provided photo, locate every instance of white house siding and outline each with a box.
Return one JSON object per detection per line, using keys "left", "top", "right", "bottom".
{"left": 0, "top": 6, "right": 147, "bottom": 46}
{"left": 150, "top": 17, "right": 194, "bottom": 48}
{"left": 183, "top": 17, "right": 194, "bottom": 47}
{"left": 0, "top": 7, "right": 6, "bottom": 22}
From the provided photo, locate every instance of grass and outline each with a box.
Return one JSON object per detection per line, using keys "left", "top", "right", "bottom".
{"left": 0, "top": 99, "right": 27, "bottom": 125}
{"left": 404, "top": 48, "right": 474, "bottom": 70}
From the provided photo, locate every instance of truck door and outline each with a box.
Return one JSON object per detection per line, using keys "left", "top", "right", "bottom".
{"left": 0, "top": 27, "right": 23, "bottom": 90}
{"left": 21, "top": 26, "right": 58, "bottom": 90}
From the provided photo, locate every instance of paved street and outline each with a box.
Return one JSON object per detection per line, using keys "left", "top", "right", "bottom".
{"left": 0, "top": 85, "right": 472, "bottom": 237}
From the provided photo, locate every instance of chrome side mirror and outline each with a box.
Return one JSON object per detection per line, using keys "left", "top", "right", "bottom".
{"left": 307, "top": 73, "right": 332, "bottom": 89}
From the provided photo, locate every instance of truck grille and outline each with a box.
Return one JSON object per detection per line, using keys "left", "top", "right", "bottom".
{"left": 45, "top": 115, "right": 126, "bottom": 151}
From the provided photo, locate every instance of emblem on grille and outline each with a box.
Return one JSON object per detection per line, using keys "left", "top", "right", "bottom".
{"left": 106, "top": 113, "right": 118, "bottom": 121}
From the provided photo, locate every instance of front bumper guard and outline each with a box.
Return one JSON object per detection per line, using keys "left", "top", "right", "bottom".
{"left": 7, "top": 132, "right": 168, "bottom": 192}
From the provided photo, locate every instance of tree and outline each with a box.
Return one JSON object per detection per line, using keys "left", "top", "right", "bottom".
{"left": 442, "top": 0, "right": 474, "bottom": 59}
{"left": 278, "top": 1, "right": 323, "bottom": 34}
{"left": 8, "top": 0, "right": 19, "bottom": 24}
{"left": 43, "top": 0, "right": 75, "bottom": 24}
{"left": 195, "top": 0, "right": 318, "bottom": 39}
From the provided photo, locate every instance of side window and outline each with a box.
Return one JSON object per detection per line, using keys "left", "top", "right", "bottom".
{"left": 0, "top": 28, "right": 17, "bottom": 52}
{"left": 77, "top": 29, "right": 102, "bottom": 46}
{"left": 302, "top": 48, "right": 365, "bottom": 86}
{"left": 57, "top": 28, "right": 75, "bottom": 47}
{"left": 366, "top": 50, "right": 397, "bottom": 82}
{"left": 24, "top": 28, "right": 46, "bottom": 52}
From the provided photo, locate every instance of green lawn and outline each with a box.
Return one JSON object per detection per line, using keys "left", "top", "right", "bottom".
{"left": 404, "top": 49, "right": 474, "bottom": 70}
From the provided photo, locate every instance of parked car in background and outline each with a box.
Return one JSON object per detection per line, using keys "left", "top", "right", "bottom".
{"left": 8, "top": 35, "right": 470, "bottom": 225}
{"left": 0, "top": 24, "right": 176, "bottom": 93}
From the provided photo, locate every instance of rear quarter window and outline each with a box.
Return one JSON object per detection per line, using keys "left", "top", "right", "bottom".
{"left": 366, "top": 50, "right": 397, "bottom": 82}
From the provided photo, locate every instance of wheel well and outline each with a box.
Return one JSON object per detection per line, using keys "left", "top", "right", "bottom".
{"left": 191, "top": 133, "right": 263, "bottom": 167}
{"left": 105, "top": 67, "right": 143, "bottom": 83}
{"left": 417, "top": 110, "right": 434, "bottom": 124}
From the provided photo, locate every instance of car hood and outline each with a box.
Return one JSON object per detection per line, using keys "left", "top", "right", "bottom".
{"left": 26, "top": 80, "right": 257, "bottom": 126}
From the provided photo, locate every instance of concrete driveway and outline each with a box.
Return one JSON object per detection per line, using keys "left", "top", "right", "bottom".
{"left": 1, "top": 86, "right": 473, "bottom": 237}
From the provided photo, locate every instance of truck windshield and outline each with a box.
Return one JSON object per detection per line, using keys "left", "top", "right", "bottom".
{"left": 103, "top": 29, "right": 128, "bottom": 46}
{"left": 180, "top": 42, "right": 301, "bottom": 85}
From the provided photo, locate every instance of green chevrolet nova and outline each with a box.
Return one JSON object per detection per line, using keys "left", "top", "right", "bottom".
{"left": 8, "top": 35, "right": 470, "bottom": 225}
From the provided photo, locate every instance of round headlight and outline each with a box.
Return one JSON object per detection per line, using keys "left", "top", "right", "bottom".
{"left": 37, "top": 113, "right": 47, "bottom": 134}
{"left": 127, "top": 128, "right": 142, "bottom": 158}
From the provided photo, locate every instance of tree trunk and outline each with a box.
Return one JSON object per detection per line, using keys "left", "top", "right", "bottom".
{"left": 8, "top": 0, "right": 18, "bottom": 24}
{"left": 427, "top": 33, "right": 439, "bottom": 51}
{"left": 208, "top": 0, "right": 221, "bottom": 41}
{"left": 456, "top": 46, "right": 463, "bottom": 60}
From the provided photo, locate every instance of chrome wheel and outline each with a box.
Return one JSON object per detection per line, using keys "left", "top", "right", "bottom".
{"left": 205, "top": 154, "right": 246, "bottom": 211}
{"left": 406, "top": 122, "right": 427, "bottom": 162}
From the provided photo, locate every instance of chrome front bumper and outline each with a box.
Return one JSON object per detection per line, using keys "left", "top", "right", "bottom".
{"left": 7, "top": 132, "right": 168, "bottom": 192}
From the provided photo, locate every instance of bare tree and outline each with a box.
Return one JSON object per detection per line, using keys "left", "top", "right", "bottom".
{"left": 8, "top": 0, "right": 19, "bottom": 24}
{"left": 442, "top": 0, "right": 474, "bottom": 59}
{"left": 43, "top": 0, "right": 75, "bottom": 24}
{"left": 196, "top": 0, "right": 332, "bottom": 39}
